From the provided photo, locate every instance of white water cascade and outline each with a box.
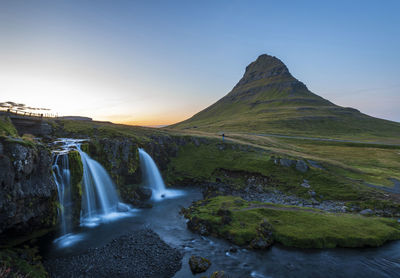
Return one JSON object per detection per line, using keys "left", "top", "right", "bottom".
{"left": 52, "top": 139, "right": 133, "bottom": 247}
{"left": 79, "top": 150, "right": 121, "bottom": 226}
{"left": 52, "top": 153, "right": 72, "bottom": 236}
{"left": 138, "top": 148, "right": 184, "bottom": 201}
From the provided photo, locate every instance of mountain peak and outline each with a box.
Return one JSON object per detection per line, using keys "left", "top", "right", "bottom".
{"left": 170, "top": 54, "right": 400, "bottom": 138}
{"left": 237, "top": 54, "right": 291, "bottom": 87}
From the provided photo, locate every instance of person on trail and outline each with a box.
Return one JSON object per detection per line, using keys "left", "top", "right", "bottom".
{"left": 222, "top": 133, "right": 225, "bottom": 142}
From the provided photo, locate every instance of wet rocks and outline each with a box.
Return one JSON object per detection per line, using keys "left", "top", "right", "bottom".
{"left": 0, "top": 138, "right": 57, "bottom": 240}
{"left": 187, "top": 216, "right": 211, "bottom": 236}
{"left": 250, "top": 219, "right": 273, "bottom": 249}
{"left": 250, "top": 238, "right": 271, "bottom": 249}
{"left": 45, "top": 229, "right": 182, "bottom": 278}
{"left": 136, "top": 187, "right": 152, "bottom": 200}
{"left": 211, "top": 271, "right": 228, "bottom": 278}
{"left": 189, "top": 255, "right": 211, "bottom": 274}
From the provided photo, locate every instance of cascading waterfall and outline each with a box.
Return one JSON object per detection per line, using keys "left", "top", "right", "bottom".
{"left": 138, "top": 148, "right": 184, "bottom": 201}
{"left": 79, "top": 150, "right": 121, "bottom": 225}
{"left": 52, "top": 139, "right": 133, "bottom": 247}
{"left": 52, "top": 152, "right": 72, "bottom": 236}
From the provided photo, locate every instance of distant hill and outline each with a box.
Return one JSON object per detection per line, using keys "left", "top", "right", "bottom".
{"left": 170, "top": 54, "right": 400, "bottom": 140}
{"left": 59, "top": 116, "right": 93, "bottom": 121}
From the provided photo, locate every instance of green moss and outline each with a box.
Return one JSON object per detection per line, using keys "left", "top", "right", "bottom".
{"left": 67, "top": 150, "right": 83, "bottom": 223}
{"left": 184, "top": 196, "right": 400, "bottom": 248}
{"left": 68, "top": 151, "right": 83, "bottom": 190}
{"left": 80, "top": 143, "right": 89, "bottom": 153}
{"left": 0, "top": 116, "right": 18, "bottom": 137}
{"left": 0, "top": 248, "right": 48, "bottom": 278}
{"left": 166, "top": 142, "right": 376, "bottom": 202}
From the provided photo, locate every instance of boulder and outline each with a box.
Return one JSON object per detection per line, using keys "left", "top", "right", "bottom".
{"left": 187, "top": 216, "right": 211, "bottom": 235}
{"left": 188, "top": 255, "right": 211, "bottom": 274}
{"left": 280, "top": 158, "right": 295, "bottom": 167}
{"left": 360, "top": 209, "right": 374, "bottom": 215}
{"left": 250, "top": 219, "right": 273, "bottom": 249}
{"left": 296, "top": 160, "right": 309, "bottom": 173}
{"left": 250, "top": 237, "right": 271, "bottom": 249}
{"left": 136, "top": 187, "right": 152, "bottom": 200}
{"left": 301, "top": 179, "right": 311, "bottom": 188}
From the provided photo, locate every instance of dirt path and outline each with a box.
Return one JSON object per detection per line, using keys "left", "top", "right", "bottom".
{"left": 251, "top": 133, "right": 400, "bottom": 147}
{"left": 364, "top": 178, "right": 400, "bottom": 194}
{"left": 235, "top": 204, "right": 324, "bottom": 214}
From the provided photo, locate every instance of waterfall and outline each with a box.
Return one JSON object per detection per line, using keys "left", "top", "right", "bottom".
{"left": 52, "top": 153, "right": 72, "bottom": 236}
{"left": 138, "top": 148, "right": 184, "bottom": 201}
{"left": 79, "top": 150, "right": 121, "bottom": 224}
{"left": 52, "top": 139, "right": 133, "bottom": 247}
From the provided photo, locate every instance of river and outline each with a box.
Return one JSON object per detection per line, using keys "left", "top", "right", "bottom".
{"left": 42, "top": 187, "right": 400, "bottom": 277}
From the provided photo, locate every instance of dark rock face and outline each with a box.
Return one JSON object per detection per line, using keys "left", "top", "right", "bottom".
{"left": 188, "top": 255, "right": 211, "bottom": 274}
{"left": 0, "top": 138, "right": 57, "bottom": 241}
{"left": 219, "top": 53, "right": 333, "bottom": 106}
{"left": 87, "top": 138, "right": 142, "bottom": 203}
{"left": 237, "top": 54, "right": 292, "bottom": 87}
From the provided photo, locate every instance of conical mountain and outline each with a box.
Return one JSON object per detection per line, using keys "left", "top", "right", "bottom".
{"left": 170, "top": 54, "right": 400, "bottom": 140}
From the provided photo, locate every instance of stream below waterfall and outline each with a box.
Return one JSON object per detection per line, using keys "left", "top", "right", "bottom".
{"left": 42, "top": 187, "right": 400, "bottom": 278}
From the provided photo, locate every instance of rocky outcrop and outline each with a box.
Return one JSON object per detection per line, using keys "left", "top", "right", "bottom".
{"left": 271, "top": 156, "right": 311, "bottom": 173}
{"left": 86, "top": 138, "right": 142, "bottom": 204}
{"left": 249, "top": 219, "right": 273, "bottom": 249}
{"left": 0, "top": 138, "right": 57, "bottom": 242}
{"left": 188, "top": 255, "right": 211, "bottom": 274}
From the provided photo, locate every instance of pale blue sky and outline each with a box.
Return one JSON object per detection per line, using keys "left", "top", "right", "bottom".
{"left": 0, "top": 0, "right": 399, "bottom": 124}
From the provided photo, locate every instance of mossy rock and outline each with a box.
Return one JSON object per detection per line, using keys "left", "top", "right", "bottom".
{"left": 189, "top": 255, "right": 211, "bottom": 274}
{"left": 211, "top": 271, "right": 228, "bottom": 278}
{"left": 0, "top": 248, "right": 48, "bottom": 278}
{"left": 67, "top": 150, "right": 83, "bottom": 224}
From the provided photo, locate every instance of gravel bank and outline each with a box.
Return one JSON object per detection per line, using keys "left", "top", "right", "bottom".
{"left": 44, "top": 229, "right": 182, "bottom": 278}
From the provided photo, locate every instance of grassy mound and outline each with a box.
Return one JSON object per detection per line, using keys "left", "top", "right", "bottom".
{"left": 184, "top": 196, "right": 400, "bottom": 248}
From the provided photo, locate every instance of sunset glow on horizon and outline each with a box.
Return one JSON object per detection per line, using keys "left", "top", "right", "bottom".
{"left": 1, "top": 0, "right": 399, "bottom": 125}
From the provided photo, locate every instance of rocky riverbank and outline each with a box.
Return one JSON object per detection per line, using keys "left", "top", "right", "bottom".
{"left": 44, "top": 229, "right": 183, "bottom": 278}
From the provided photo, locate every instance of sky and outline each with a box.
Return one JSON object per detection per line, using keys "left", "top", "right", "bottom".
{"left": 0, "top": 0, "right": 399, "bottom": 125}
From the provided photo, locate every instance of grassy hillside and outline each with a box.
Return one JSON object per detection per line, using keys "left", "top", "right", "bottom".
{"left": 170, "top": 54, "right": 400, "bottom": 141}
